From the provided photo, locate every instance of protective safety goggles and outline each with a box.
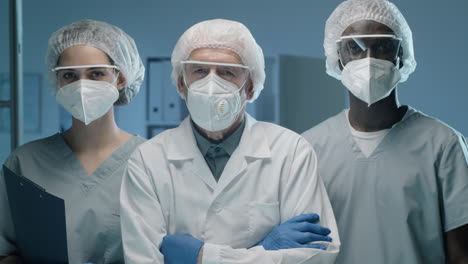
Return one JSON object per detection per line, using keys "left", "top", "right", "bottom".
{"left": 52, "top": 64, "right": 120, "bottom": 86}
{"left": 181, "top": 60, "right": 250, "bottom": 89}
{"left": 336, "top": 34, "right": 402, "bottom": 66}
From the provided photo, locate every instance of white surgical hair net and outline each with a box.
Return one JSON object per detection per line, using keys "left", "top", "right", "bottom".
{"left": 171, "top": 19, "right": 265, "bottom": 103}
{"left": 324, "top": 0, "right": 417, "bottom": 82}
{"left": 46, "top": 19, "right": 145, "bottom": 105}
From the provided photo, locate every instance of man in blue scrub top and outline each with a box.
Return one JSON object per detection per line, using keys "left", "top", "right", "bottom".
{"left": 302, "top": 0, "right": 468, "bottom": 263}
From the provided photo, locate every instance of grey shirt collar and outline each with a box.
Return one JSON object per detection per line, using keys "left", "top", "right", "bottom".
{"left": 191, "top": 117, "right": 246, "bottom": 157}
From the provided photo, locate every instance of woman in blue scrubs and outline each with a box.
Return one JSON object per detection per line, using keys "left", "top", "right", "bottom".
{"left": 0, "top": 19, "right": 145, "bottom": 264}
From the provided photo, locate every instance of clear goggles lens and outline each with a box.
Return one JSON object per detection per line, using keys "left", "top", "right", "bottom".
{"left": 52, "top": 65, "right": 119, "bottom": 86}
{"left": 181, "top": 60, "right": 250, "bottom": 89}
{"left": 336, "top": 34, "right": 402, "bottom": 65}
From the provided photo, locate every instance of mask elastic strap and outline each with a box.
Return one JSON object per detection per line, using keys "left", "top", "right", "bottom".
{"left": 112, "top": 71, "right": 120, "bottom": 86}
{"left": 394, "top": 57, "right": 401, "bottom": 70}
{"left": 339, "top": 57, "right": 346, "bottom": 70}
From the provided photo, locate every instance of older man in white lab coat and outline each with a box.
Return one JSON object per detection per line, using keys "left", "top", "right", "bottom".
{"left": 120, "top": 19, "right": 340, "bottom": 264}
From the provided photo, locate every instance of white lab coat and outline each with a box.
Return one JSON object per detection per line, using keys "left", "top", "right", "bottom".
{"left": 120, "top": 114, "right": 340, "bottom": 264}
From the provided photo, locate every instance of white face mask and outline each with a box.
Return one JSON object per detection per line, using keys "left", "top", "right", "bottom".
{"left": 186, "top": 73, "right": 244, "bottom": 132}
{"left": 341, "top": 57, "right": 401, "bottom": 106}
{"left": 55, "top": 79, "right": 119, "bottom": 125}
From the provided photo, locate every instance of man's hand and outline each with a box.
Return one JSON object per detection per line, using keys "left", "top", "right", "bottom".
{"left": 197, "top": 246, "right": 204, "bottom": 264}
{"left": 445, "top": 224, "right": 468, "bottom": 264}
{"left": 161, "top": 234, "right": 204, "bottom": 264}
{"left": 0, "top": 255, "right": 22, "bottom": 264}
{"left": 257, "top": 213, "right": 332, "bottom": 250}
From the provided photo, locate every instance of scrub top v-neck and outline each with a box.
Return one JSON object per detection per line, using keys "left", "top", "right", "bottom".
{"left": 0, "top": 133, "right": 145, "bottom": 264}
{"left": 302, "top": 107, "right": 468, "bottom": 263}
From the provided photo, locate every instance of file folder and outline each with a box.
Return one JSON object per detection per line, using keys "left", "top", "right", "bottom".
{"left": 3, "top": 165, "right": 68, "bottom": 264}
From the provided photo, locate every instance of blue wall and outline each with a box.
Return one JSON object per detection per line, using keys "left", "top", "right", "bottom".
{"left": 2, "top": 0, "right": 467, "bottom": 148}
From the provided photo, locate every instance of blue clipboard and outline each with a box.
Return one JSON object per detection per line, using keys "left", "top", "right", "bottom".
{"left": 3, "top": 165, "right": 68, "bottom": 264}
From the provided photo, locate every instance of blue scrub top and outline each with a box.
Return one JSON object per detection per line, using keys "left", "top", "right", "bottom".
{"left": 0, "top": 133, "right": 145, "bottom": 264}
{"left": 302, "top": 107, "right": 468, "bottom": 263}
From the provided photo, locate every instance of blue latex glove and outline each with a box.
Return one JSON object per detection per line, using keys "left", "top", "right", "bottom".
{"left": 161, "top": 234, "right": 204, "bottom": 264}
{"left": 257, "top": 213, "right": 332, "bottom": 250}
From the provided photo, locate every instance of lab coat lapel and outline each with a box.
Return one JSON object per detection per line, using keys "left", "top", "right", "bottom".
{"left": 190, "top": 156, "right": 217, "bottom": 191}
{"left": 213, "top": 114, "right": 271, "bottom": 198}
{"left": 167, "top": 117, "right": 217, "bottom": 191}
